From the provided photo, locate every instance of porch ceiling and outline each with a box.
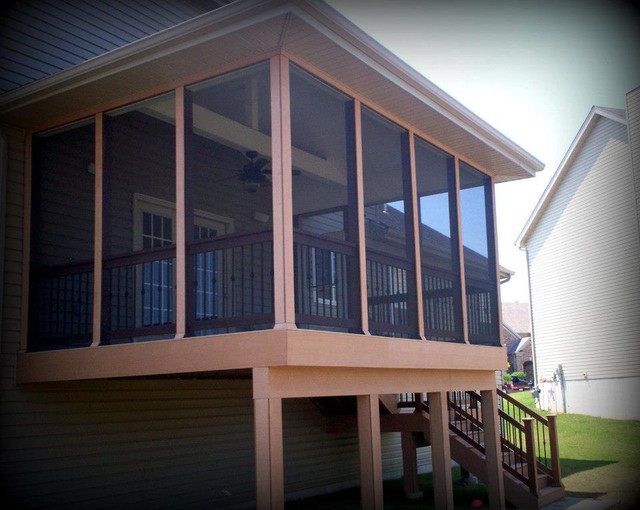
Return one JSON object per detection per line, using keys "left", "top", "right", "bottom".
{"left": 0, "top": 0, "right": 542, "bottom": 181}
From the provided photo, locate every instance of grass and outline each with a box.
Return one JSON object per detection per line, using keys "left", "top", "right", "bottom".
{"left": 510, "top": 392, "right": 640, "bottom": 509}
{"left": 286, "top": 393, "right": 640, "bottom": 509}
{"left": 285, "top": 467, "right": 490, "bottom": 510}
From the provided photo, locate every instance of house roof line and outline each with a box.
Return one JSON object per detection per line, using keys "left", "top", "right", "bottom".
{"left": 0, "top": 0, "right": 543, "bottom": 178}
{"left": 516, "top": 105, "right": 627, "bottom": 248}
{"left": 0, "top": 0, "right": 280, "bottom": 114}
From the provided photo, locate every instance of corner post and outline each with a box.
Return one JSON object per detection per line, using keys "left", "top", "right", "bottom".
{"left": 254, "top": 386, "right": 284, "bottom": 508}
{"left": 270, "top": 54, "right": 296, "bottom": 330}
{"left": 428, "top": 391, "right": 454, "bottom": 510}
{"left": 357, "top": 394, "right": 383, "bottom": 509}
{"left": 481, "top": 389, "right": 506, "bottom": 509}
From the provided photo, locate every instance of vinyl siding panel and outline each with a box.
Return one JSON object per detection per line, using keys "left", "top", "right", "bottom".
{"left": 527, "top": 115, "right": 640, "bottom": 383}
{"left": 1, "top": 126, "right": 25, "bottom": 363}
{"left": 626, "top": 88, "right": 640, "bottom": 216}
{"left": 1, "top": 379, "right": 415, "bottom": 509}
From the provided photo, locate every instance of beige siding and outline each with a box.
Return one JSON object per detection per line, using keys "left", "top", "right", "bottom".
{"left": 1, "top": 126, "right": 24, "bottom": 362}
{"left": 1, "top": 379, "right": 415, "bottom": 509}
{"left": 527, "top": 115, "right": 640, "bottom": 384}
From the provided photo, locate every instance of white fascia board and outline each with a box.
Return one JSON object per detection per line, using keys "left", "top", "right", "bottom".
{"left": 293, "top": 0, "right": 544, "bottom": 177}
{"left": 516, "top": 106, "right": 627, "bottom": 248}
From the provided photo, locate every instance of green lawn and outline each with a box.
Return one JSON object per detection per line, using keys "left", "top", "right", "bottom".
{"left": 510, "top": 392, "right": 640, "bottom": 509}
{"left": 286, "top": 393, "right": 640, "bottom": 509}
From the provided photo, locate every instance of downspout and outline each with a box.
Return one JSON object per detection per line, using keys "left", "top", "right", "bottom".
{"left": 521, "top": 246, "right": 539, "bottom": 391}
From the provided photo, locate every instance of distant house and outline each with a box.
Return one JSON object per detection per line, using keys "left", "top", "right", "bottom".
{"left": 1, "top": 1, "right": 566, "bottom": 508}
{"left": 501, "top": 302, "right": 533, "bottom": 381}
{"left": 518, "top": 90, "right": 640, "bottom": 420}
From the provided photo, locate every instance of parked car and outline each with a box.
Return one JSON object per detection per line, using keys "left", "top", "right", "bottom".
{"left": 509, "top": 376, "right": 533, "bottom": 392}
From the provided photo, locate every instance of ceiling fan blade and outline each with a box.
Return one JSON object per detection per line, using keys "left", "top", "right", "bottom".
{"left": 254, "top": 157, "right": 270, "bottom": 170}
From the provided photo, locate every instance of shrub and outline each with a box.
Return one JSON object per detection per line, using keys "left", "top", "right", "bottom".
{"left": 511, "top": 371, "right": 526, "bottom": 380}
{"left": 503, "top": 373, "right": 513, "bottom": 383}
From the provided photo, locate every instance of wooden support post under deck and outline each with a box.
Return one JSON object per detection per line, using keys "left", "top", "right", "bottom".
{"left": 481, "top": 389, "right": 506, "bottom": 510}
{"left": 254, "top": 397, "right": 284, "bottom": 509}
{"left": 357, "top": 394, "right": 383, "bottom": 509}
{"left": 428, "top": 391, "right": 454, "bottom": 510}
{"left": 401, "top": 431, "right": 422, "bottom": 499}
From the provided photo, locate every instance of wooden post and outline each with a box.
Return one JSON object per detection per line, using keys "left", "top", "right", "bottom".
{"left": 547, "top": 414, "right": 562, "bottom": 486}
{"left": 20, "top": 134, "right": 33, "bottom": 352}
{"left": 428, "top": 391, "right": 454, "bottom": 510}
{"left": 92, "top": 113, "right": 104, "bottom": 347}
{"left": 353, "top": 100, "right": 370, "bottom": 335}
{"left": 357, "top": 394, "right": 383, "bottom": 509}
{"left": 401, "top": 432, "right": 422, "bottom": 499}
{"left": 406, "top": 132, "right": 426, "bottom": 340}
{"left": 270, "top": 54, "right": 296, "bottom": 330}
{"left": 175, "top": 87, "right": 187, "bottom": 339}
{"left": 254, "top": 397, "right": 284, "bottom": 509}
{"left": 452, "top": 158, "right": 469, "bottom": 343}
{"left": 481, "top": 389, "right": 506, "bottom": 510}
{"left": 523, "top": 417, "right": 540, "bottom": 496}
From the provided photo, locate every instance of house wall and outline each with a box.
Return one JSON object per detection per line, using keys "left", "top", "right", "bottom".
{"left": 1, "top": 125, "right": 432, "bottom": 508}
{"left": 626, "top": 88, "right": 640, "bottom": 216}
{"left": 527, "top": 115, "right": 640, "bottom": 420}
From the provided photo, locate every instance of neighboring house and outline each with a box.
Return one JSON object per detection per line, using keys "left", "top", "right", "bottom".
{"left": 1, "top": 1, "right": 558, "bottom": 509}
{"left": 518, "top": 91, "right": 640, "bottom": 420}
{"left": 501, "top": 302, "right": 533, "bottom": 381}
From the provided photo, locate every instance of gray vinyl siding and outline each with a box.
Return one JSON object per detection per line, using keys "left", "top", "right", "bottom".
{"left": 0, "top": 0, "right": 232, "bottom": 93}
{"left": 627, "top": 88, "right": 640, "bottom": 219}
{"left": 527, "top": 115, "right": 640, "bottom": 383}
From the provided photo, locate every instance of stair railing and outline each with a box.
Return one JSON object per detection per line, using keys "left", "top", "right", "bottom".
{"left": 405, "top": 389, "right": 561, "bottom": 496}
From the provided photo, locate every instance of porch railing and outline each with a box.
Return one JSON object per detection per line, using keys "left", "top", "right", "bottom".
{"left": 30, "top": 230, "right": 502, "bottom": 348}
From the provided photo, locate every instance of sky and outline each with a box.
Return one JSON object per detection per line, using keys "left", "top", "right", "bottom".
{"left": 326, "top": 0, "right": 640, "bottom": 303}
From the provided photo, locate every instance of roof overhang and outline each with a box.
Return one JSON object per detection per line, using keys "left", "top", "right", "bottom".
{"left": 0, "top": 0, "right": 543, "bottom": 182}
{"left": 517, "top": 106, "right": 627, "bottom": 248}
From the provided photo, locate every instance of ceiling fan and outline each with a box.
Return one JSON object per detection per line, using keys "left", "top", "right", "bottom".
{"left": 239, "top": 150, "right": 301, "bottom": 193}
{"left": 240, "top": 150, "right": 271, "bottom": 193}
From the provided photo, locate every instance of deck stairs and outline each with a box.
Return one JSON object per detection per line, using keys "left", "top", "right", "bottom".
{"left": 326, "top": 389, "right": 565, "bottom": 508}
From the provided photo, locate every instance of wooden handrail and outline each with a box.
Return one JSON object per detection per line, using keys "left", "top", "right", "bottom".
{"left": 293, "top": 230, "right": 357, "bottom": 256}
{"left": 497, "top": 388, "right": 549, "bottom": 424}
{"left": 188, "top": 230, "right": 273, "bottom": 255}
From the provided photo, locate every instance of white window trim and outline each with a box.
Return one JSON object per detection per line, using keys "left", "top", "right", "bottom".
{"left": 133, "top": 193, "right": 234, "bottom": 250}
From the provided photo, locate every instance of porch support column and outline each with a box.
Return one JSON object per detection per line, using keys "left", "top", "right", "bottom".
{"left": 357, "top": 394, "right": 383, "bottom": 510}
{"left": 481, "top": 389, "right": 506, "bottom": 510}
{"left": 428, "top": 391, "right": 454, "bottom": 510}
{"left": 254, "top": 396, "right": 284, "bottom": 510}
{"left": 401, "top": 431, "right": 422, "bottom": 499}
{"left": 270, "top": 54, "right": 296, "bottom": 329}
